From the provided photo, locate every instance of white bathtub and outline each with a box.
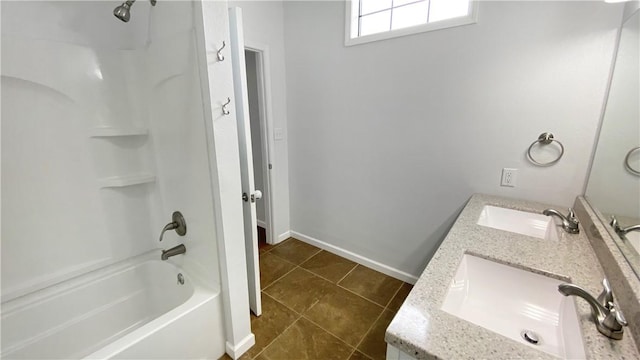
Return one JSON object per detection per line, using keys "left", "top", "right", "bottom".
{"left": 1, "top": 251, "right": 225, "bottom": 359}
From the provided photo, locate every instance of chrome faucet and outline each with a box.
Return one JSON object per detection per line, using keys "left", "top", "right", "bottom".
{"left": 610, "top": 216, "right": 640, "bottom": 236}
{"left": 558, "top": 279, "right": 627, "bottom": 340}
{"left": 543, "top": 208, "right": 580, "bottom": 234}
{"left": 159, "top": 211, "right": 187, "bottom": 242}
{"left": 161, "top": 244, "right": 186, "bottom": 260}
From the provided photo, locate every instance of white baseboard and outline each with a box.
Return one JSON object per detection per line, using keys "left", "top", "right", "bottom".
{"left": 256, "top": 220, "right": 267, "bottom": 229}
{"left": 290, "top": 231, "right": 418, "bottom": 284}
{"left": 225, "top": 333, "right": 255, "bottom": 360}
{"left": 277, "top": 230, "right": 291, "bottom": 243}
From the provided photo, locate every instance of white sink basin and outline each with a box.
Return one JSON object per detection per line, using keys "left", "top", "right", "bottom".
{"left": 441, "top": 254, "right": 585, "bottom": 359}
{"left": 477, "top": 205, "right": 559, "bottom": 241}
{"left": 623, "top": 231, "right": 640, "bottom": 254}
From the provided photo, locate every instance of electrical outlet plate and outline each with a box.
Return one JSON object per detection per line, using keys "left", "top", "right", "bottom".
{"left": 501, "top": 168, "right": 517, "bottom": 187}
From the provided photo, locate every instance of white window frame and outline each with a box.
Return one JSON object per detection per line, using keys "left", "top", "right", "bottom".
{"left": 344, "top": 0, "right": 479, "bottom": 47}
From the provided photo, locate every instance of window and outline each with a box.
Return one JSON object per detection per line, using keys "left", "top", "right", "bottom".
{"left": 345, "top": 0, "right": 478, "bottom": 46}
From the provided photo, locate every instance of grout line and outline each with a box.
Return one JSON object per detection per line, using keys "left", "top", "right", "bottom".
{"left": 266, "top": 263, "right": 382, "bottom": 351}
{"left": 336, "top": 263, "right": 407, "bottom": 309}
{"left": 258, "top": 236, "right": 288, "bottom": 255}
{"left": 266, "top": 251, "right": 299, "bottom": 267}
{"left": 352, "top": 308, "right": 386, "bottom": 360}
{"left": 301, "top": 315, "right": 359, "bottom": 355}
{"left": 253, "top": 279, "right": 302, "bottom": 359}
{"left": 296, "top": 265, "right": 389, "bottom": 311}
{"left": 305, "top": 297, "right": 322, "bottom": 313}
{"left": 261, "top": 291, "right": 300, "bottom": 316}
{"left": 298, "top": 247, "right": 323, "bottom": 265}
{"left": 382, "top": 282, "right": 405, "bottom": 310}
{"left": 260, "top": 263, "right": 298, "bottom": 293}
{"left": 362, "top": 352, "right": 375, "bottom": 360}
{"left": 299, "top": 269, "right": 337, "bottom": 285}
{"left": 262, "top": 250, "right": 408, "bottom": 311}
{"left": 298, "top": 250, "right": 319, "bottom": 268}
{"left": 262, "top": 266, "right": 327, "bottom": 316}
{"left": 257, "top": 244, "right": 274, "bottom": 255}
{"left": 336, "top": 263, "right": 360, "bottom": 284}
{"left": 386, "top": 282, "right": 413, "bottom": 313}
{"left": 251, "top": 312, "right": 304, "bottom": 360}
{"left": 256, "top": 249, "right": 406, "bottom": 360}
{"left": 295, "top": 267, "right": 382, "bottom": 309}
{"left": 267, "top": 239, "right": 322, "bottom": 266}
{"left": 335, "top": 283, "right": 386, "bottom": 309}
{"left": 292, "top": 269, "right": 387, "bottom": 357}
{"left": 353, "top": 348, "right": 375, "bottom": 360}
{"left": 296, "top": 264, "right": 350, "bottom": 285}
{"left": 347, "top": 348, "right": 358, "bottom": 359}
{"left": 253, "top": 245, "right": 315, "bottom": 359}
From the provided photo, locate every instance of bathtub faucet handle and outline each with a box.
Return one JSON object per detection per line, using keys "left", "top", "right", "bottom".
{"left": 159, "top": 211, "right": 187, "bottom": 242}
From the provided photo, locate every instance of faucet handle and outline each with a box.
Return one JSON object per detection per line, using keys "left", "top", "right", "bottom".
{"left": 598, "top": 278, "right": 614, "bottom": 309}
{"left": 610, "top": 216, "right": 619, "bottom": 230}
{"left": 159, "top": 211, "right": 187, "bottom": 242}
{"left": 613, "top": 306, "right": 627, "bottom": 327}
{"left": 567, "top": 208, "right": 579, "bottom": 223}
{"left": 603, "top": 304, "right": 628, "bottom": 331}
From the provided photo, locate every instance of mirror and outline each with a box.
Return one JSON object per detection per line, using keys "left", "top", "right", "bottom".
{"left": 585, "top": 8, "right": 640, "bottom": 276}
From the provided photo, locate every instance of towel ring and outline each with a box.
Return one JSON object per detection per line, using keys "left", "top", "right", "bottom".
{"left": 624, "top": 147, "right": 640, "bottom": 176}
{"left": 527, "top": 132, "right": 565, "bottom": 167}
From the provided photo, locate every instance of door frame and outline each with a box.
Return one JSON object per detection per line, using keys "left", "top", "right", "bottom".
{"left": 244, "top": 43, "right": 276, "bottom": 246}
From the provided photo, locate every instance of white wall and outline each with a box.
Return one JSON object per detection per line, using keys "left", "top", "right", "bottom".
{"left": 228, "top": 0, "right": 291, "bottom": 242}
{"left": 624, "top": 0, "right": 640, "bottom": 20}
{"left": 283, "top": 1, "right": 624, "bottom": 277}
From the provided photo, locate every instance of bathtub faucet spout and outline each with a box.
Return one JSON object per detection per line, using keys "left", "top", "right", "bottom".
{"left": 161, "top": 244, "right": 186, "bottom": 261}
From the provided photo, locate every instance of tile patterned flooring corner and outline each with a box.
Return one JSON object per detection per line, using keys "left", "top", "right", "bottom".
{"left": 222, "top": 237, "right": 413, "bottom": 360}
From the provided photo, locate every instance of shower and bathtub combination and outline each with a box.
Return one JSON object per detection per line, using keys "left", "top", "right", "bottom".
{"left": 1, "top": 0, "right": 252, "bottom": 358}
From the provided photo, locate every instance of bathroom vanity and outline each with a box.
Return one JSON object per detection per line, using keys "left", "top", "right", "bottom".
{"left": 385, "top": 194, "right": 640, "bottom": 359}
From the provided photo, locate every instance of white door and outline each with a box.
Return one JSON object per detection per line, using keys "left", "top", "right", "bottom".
{"left": 229, "top": 7, "right": 261, "bottom": 316}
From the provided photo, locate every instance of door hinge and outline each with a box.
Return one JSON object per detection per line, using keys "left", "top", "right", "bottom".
{"left": 268, "top": 164, "right": 273, "bottom": 170}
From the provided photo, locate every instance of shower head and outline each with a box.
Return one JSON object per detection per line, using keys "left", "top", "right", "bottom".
{"left": 113, "top": 0, "right": 156, "bottom": 23}
{"left": 113, "top": 0, "right": 134, "bottom": 22}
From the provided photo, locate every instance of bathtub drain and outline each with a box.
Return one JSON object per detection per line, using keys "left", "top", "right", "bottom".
{"left": 177, "top": 273, "right": 185, "bottom": 285}
{"left": 521, "top": 330, "right": 540, "bottom": 345}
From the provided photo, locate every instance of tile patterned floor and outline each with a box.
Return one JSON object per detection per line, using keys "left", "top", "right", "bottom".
{"left": 223, "top": 237, "right": 413, "bottom": 360}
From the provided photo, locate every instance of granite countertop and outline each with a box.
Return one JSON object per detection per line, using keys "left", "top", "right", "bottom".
{"left": 386, "top": 194, "right": 640, "bottom": 359}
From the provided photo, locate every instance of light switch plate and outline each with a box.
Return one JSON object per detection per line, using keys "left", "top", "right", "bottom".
{"left": 274, "top": 128, "right": 284, "bottom": 141}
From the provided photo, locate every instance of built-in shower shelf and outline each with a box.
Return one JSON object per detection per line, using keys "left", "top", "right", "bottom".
{"left": 98, "top": 173, "right": 156, "bottom": 188}
{"left": 90, "top": 127, "right": 148, "bottom": 137}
